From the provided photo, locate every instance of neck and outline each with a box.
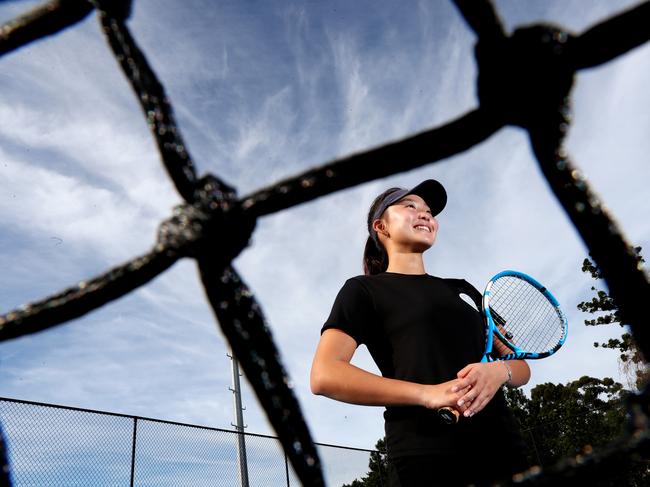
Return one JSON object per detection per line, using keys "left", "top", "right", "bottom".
{"left": 385, "top": 253, "right": 427, "bottom": 275}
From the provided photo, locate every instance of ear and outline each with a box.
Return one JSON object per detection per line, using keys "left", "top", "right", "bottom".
{"left": 373, "top": 218, "right": 388, "bottom": 237}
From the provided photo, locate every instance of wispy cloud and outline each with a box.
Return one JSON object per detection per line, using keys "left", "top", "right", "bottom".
{"left": 0, "top": 0, "right": 648, "bottom": 457}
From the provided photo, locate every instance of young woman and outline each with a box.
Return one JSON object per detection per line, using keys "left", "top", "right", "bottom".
{"left": 310, "top": 180, "right": 531, "bottom": 486}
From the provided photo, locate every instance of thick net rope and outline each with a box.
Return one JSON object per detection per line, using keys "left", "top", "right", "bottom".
{"left": 0, "top": 0, "right": 649, "bottom": 485}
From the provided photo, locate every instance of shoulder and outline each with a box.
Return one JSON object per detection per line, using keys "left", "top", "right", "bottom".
{"left": 440, "top": 277, "right": 483, "bottom": 309}
{"left": 344, "top": 273, "right": 404, "bottom": 293}
{"left": 338, "top": 275, "right": 374, "bottom": 298}
{"left": 331, "top": 275, "right": 374, "bottom": 301}
{"left": 441, "top": 277, "right": 481, "bottom": 294}
{"left": 335, "top": 273, "right": 403, "bottom": 304}
{"left": 342, "top": 273, "right": 382, "bottom": 289}
{"left": 347, "top": 273, "right": 378, "bottom": 284}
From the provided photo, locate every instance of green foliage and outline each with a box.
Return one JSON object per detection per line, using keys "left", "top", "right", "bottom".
{"left": 505, "top": 377, "right": 625, "bottom": 464}
{"left": 504, "top": 377, "right": 649, "bottom": 486}
{"left": 577, "top": 246, "right": 649, "bottom": 389}
{"left": 341, "top": 438, "right": 388, "bottom": 487}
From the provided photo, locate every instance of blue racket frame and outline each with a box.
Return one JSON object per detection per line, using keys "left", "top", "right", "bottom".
{"left": 437, "top": 270, "right": 569, "bottom": 425}
{"left": 482, "top": 270, "right": 568, "bottom": 362}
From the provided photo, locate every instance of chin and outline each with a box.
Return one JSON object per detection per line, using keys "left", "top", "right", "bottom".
{"left": 414, "top": 240, "right": 435, "bottom": 252}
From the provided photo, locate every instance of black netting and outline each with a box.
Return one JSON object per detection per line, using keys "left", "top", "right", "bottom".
{"left": 1, "top": 0, "right": 649, "bottom": 485}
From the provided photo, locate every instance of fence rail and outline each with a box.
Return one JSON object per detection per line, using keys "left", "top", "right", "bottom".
{"left": 0, "top": 397, "right": 381, "bottom": 487}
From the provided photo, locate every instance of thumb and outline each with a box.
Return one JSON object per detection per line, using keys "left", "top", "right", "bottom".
{"left": 457, "top": 364, "right": 473, "bottom": 378}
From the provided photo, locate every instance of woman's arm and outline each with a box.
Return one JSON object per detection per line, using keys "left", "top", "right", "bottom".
{"left": 311, "top": 328, "right": 472, "bottom": 411}
{"left": 492, "top": 337, "right": 531, "bottom": 388}
{"left": 502, "top": 360, "right": 530, "bottom": 387}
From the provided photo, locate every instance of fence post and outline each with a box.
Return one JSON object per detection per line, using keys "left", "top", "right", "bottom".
{"left": 1, "top": 422, "right": 11, "bottom": 487}
{"left": 228, "top": 350, "right": 250, "bottom": 487}
{"left": 528, "top": 429, "right": 542, "bottom": 468}
{"left": 130, "top": 417, "right": 138, "bottom": 487}
{"left": 285, "top": 450, "right": 290, "bottom": 487}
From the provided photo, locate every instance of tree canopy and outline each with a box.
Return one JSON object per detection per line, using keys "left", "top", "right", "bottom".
{"left": 503, "top": 377, "right": 648, "bottom": 485}
{"left": 341, "top": 438, "right": 387, "bottom": 487}
{"left": 577, "top": 246, "right": 648, "bottom": 389}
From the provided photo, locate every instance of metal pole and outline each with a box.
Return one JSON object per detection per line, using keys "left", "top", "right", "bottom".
{"left": 228, "top": 349, "right": 250, "bottom": 487}
{"left": 0, "top": 423, "right": 12, "bottom": 487}
{"left": 528, "top": 429, "right": 543, "bottom": 468}
{"left": 129, "top": 418, "right": 138, "bottom": 487}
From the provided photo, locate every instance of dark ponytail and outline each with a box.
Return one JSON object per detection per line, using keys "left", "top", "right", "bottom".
{"left": 363, "top": 187, "right": 401, "bottom": 275}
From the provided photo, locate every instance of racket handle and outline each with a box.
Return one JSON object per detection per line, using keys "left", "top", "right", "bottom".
{"left": 438, "top": 407, "right": 460, "bottom": 425}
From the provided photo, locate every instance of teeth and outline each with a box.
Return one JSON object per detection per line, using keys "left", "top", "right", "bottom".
{"left": 415, "top": 226, "right": 430, "bottom": 232}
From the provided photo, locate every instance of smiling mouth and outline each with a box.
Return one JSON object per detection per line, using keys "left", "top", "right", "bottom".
{"left": 414, "top": 225, "right": 431, "bottom": 233}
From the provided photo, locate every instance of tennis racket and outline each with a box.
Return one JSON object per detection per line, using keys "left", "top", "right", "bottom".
{"left": 438, "top": 270, "right": 568, "bottom": 425}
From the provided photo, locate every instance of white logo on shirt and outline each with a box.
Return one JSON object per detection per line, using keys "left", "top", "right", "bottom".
{"left": 458, "top": 293, "right": 479, "bottom": 312}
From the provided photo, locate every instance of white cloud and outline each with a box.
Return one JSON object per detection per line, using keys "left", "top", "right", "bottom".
{"left": 0, "top": 0, "right": 648, "bottom": 461}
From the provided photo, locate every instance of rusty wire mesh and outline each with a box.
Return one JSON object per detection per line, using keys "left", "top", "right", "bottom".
{"left": 0, "top": 0, "right": 649, "bottom": 485}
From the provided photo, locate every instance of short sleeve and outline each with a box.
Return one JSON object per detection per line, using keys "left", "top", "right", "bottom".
{"left": 321, "top": 278, "right": 375, "bottom": 346}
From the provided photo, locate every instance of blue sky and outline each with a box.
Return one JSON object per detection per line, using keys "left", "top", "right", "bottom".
{"left": 0, "top": 0, "right": 648, "bottom": 480}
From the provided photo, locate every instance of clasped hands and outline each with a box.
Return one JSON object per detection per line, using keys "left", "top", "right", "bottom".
{"left": 422, "top": 361, "right": 510, "bottom": 418}
{"left": 454, "top": 361, "right": 511, "bottom": 417}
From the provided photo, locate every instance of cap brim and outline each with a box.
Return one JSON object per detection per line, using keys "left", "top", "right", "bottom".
{"left": 370, "top": 179, "right": 447, "bottom": 225}
{"left": 405, "top": 179, "right": 447, "bottom": 216}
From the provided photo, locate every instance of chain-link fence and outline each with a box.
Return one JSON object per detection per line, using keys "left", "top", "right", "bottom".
{"left": 0, "top": 397, "right": 379, "bottom": 487}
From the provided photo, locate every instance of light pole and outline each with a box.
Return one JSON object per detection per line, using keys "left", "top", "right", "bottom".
{"left": 228, "top": 349, "right": 250, "bottom": 487}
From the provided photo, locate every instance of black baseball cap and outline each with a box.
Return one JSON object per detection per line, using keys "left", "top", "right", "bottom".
{"left": 371, "top": 179, "right": 447, "bottom": 224}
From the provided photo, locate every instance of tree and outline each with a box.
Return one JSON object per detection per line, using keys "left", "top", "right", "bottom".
{"left": 577, "top": 246, "right": 649, "bottom": 389}
{"left": 504, "top": 377, "right": 625, "bottom": 464}
{"left": 341, "top": 438, "right": 388, "bottom": 487}
{"left": 504, "top": 377, "right": 649, "bottom": 486}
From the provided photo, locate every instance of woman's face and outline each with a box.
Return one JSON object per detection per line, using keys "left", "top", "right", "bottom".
{"left": 374, "top": 194, "right": 438, "bottom": 252}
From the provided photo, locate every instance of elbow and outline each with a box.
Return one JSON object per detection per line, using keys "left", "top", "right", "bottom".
{"left": 310, "top": 366, "right": 327, "bottom": 396}
{"left": 310, "top": 363, "right": 335, "bottom": 396}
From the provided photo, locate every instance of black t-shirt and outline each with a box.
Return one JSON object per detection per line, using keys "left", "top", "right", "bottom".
{"left": 322, "top": 272, "right": 526, "bottom": 459}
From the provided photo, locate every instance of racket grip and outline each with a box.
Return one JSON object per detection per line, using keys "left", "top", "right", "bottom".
{"left": 438, "top": 406, "right": 460, "bottom": 425}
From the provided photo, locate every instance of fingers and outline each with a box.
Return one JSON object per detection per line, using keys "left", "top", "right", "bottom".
{"left": 423, "top": 381, "right": 470, "bottom": 410}
{"left": 456, "top": 363, "right": 476, "bottom": 378}
{"left": 459, "top": 394, "right": 478, "bottom": 416}
{"left": 462, "top": 393, "right": 491, "bottom": 417}
{"left": 450, "top": 377, "right": 472, "bottom": 393}
{"left": 457, "top": 382, "right": 498, "bottom": 416}
{"left": 456, "top": 366, "right": 470, "bottom": 378}
{"left": 452, "top": 362, "right": 508, "bottom": 416}
{"left": 456, "top": 383, "right": 492, "bottom": 415}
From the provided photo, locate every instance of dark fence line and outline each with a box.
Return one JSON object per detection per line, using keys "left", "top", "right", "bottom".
{"left": 0, "top": 397, "right": 381, "bottom": 487}
{"left": 1, "top": 0, "right": 649, "bottom": 485}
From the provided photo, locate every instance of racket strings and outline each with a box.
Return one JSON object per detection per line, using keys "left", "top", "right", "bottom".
{"left": 488, "top": 276, "right": 565, "bottom": 354}
{"left": 495, "top": 283, "right": 558, "bottom": 353}
{"left": 492, "top": 280, "right": 562, "bottom": 353}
